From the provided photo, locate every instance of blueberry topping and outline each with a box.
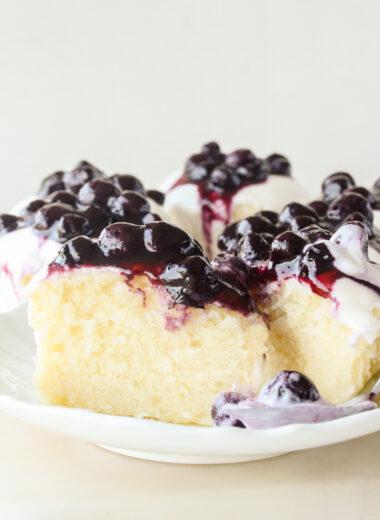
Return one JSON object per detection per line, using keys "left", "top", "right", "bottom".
{"left": 322, "top": 172, "right": 355, "bottom": 203}
{"left": 34, "top": 203, "right": 74, "bottom": 231}
{"left": 209, "top": 165, "right": 243, "bottom": 191}
{"left": 260, "top": 370, "right": 320, "bottom": 405}
{"left": 47, "top": 191, "right": 78, "bottom": 207}
{"left": 110, "top": 191, "right": 151, "bottom": 223}
{"left": 0, "top": 214, "right": 18, "bottom": 235}
{"left": 143, "top": 221, "right": 203, "bottom": 260}
{"left": 211, "top": 253, "right": 250, "bottom": 295}
{"left": 57, "top": 214, "right": 89, "bottom": 241}
{"left": 270, "top": 231, "right": 307, "bottom": 265}
{"left": 38, "top": 171, "right": 65, "bottom": 197}
{"left": 110, "top": 174, "right": 145, "bottom": 194}
{"left": 327, "top": 193, "right": 373, "bottom": 224}
{"left": 78, "top": 179, "right": 120, "bottom": 208}
{"left": 342, "top": 212, "right": 374, "bottom": 238}
{"left": 345, "top": 186, "right": 376, "bottom": 207}
{"left": 225, "top": 149, "right": 256, "bottom": 169}
{"left": 279, "top": 202, "right": 318, "bottom": 226}
{"left": 160, "top": 256, "right": 220, "bottom": 308}
{"left": 298, "top": 225, "right": 332, "bottom": 242}
{"left": 55, "top": 236, "right": 100, "bottom": 267}
{"left": 299, "top": 242, "right": 335, "bottom": 278}
{"left": 218, "top": 216, "right": 277, "bottom": 253}
{"left": 236, "top": 232, "right": 271, "bottom": 264}
{"left": 146, "top": 189, "right": 165, "bottom": 205}
{"left": 63, "top": 161, "right": 104, "bottom": 193}
{"left": 290, "top": 215, "right": 317, "bottom": 232}
{"left": 308, "top": 200, "right": 328, "bottom": 217}
{"left": 265, "top": 153, "right": 291, "bottom": 176}
{"left": 255, "top": 210, "right": 279, "bottom": 224}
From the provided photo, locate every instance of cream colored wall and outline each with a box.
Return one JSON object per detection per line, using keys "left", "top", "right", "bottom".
{"left": 0, "top": 0, "right": 379, "bottom": 209}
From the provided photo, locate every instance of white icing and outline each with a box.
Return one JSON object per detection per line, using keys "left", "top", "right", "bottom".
{"left": 0, "top": 227, "right": 60, "bottom": 312}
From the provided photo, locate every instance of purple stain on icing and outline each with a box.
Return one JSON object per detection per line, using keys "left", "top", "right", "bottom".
{"left": 212, "top": 370, "right": 378, "bottom": 429}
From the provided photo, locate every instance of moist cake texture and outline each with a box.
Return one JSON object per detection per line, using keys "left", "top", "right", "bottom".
{"left": 29, "top": 222, "right": 269, "bottom": 425}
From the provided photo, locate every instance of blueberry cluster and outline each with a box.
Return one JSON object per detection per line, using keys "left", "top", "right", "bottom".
{"left": 0, "top": 161, "right": 165, "bottom": 242}
{"left": 218, "top": 172, "right": 379, "bottom": 280}
{"left": 54, "top": 221, "right": 252, "bottom": 310}
{"left": 183, "top": 142, "right": 291, "bottom": 192}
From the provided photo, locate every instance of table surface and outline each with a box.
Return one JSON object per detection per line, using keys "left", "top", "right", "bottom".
{"left": 1, "top": 411, "right": 379, "bottom": 520}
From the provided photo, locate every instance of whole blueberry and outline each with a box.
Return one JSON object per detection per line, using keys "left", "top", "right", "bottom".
{"left": 270, "top": 231, "right": 307, "bottom": 265}
{"left": 160, "top": 255, "right": 220, "bottom": 307}
{"left": 80, "top": 205, "right": 111, "bottom": 236}
{"left": 279, "top": 202, "right": 318, "bottom": 226}
{"left": 265, "top": 153, "right": 291, "bottom": 176}
{"left": 48, "top": 190, "right": 78, "bottom": 207}
{"left": 260, "top": 371, "right": 319, "bottom": 405}
{"left": 19, "top": 199, "right": 47, "bottom": 224}
{"left": 98, "top": 222, "right": 143, "bottom": 259}
{"left": 34, "top": 203, "right": 73, "bottom": 231}
{"left": 57, "top": 214, "right": 89, "bottom": 241}
{"left": 225, "top": 149, "right": 256, "bottom": 169}
{"left": 78, "top": 179, "right": 120, "bottom": 208}
{"left": 38, "top": 170, "right": 65, "bottom": 197}
{"left": 202, "top": 141, "right": 222, "bottom": 156}
{"left": 146, "top": 189, "right": 165, "bottom": 205}
{"left": 110, "top": 174, "right": 145, "bottom": 194}
{"left": 299, "top": 242, "right": 335, "bottom": 277}
{"left": 327, "top": 193, "right": 373, "bottom": 224}
{"left": 110, "top": 191, "right": 151, "bottom": 223}
{"left": 0, "top": 214, "right": 18, "bottom": 235}
{"left": 255, "top": 210, "right": 279, "bottom": 224}
{"left": 55, "top": 235, "right": 100, "bottom": 267}
{"left": 218, "top": 215, "right": 277, "bottom": 253}
{"left": 143, "top": 222, "right": 204, "bottom": 261}
{"left": 63, "top": 161, "right": 104, "bottom": 193}
{"left": 208, "top": 165, "right": 243, "bottom": 191}
{"left": 308, "top": 200, "right": 328, "bottom": 217}
{"left": 344, "top": 186, "right": 376, "bottom": 207}
{"left": 298, "top": 224, "right": 332, "bottom": 243}
{"left": 235, "top": 232, "right": 271, "bottom": 264}
{"left": 290, "top": 215, "right": 317, "bottom": 232}
{"left": 322, "top": 172, "right": 355, "bottom": 203}
{"left": 211, "top": 253, "right": 250, "bottom": 295}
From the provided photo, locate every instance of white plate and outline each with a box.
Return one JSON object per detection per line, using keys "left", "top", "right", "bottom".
{"left": 1, "top": 305, "right": 380, "bottom": 464}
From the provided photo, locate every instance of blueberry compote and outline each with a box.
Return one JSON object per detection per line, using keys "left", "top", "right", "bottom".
{"left": 217, "top": 171, "right": 380, "bottom": 298}
{"left": 169, "top": 142, "right": 292, "bottom": 254}
{"left": 0, "top": 161, "right": 165, "bottom": 243}
{"left": 52, "top": 221, "right": 255, "bottom": 313}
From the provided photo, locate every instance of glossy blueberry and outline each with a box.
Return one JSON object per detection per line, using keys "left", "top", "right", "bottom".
{"left": 55, "top": 236, "right": 100, "bottom": 267}
{"left": 146, "top": 189, "right": 165, "bottom": 205}
{"left": 57, "top": 214, "right": 89, "bottom": 241}
{"left": 235, "top": 232, "right": 271, "bottom": 264}
{"left": 185, "top": 142, "right": 225, "bottom": 182}
{"left": 160, "top": 256, "right": 220, "bottom": 308}
{"left": 63, "top": 161, "right": 104, "bottom": 193}
{"left": 279, "top": 202, "right": 318, "bottom": 226}
{"left": 265, "top": 153, "right": 291, "bottom": 176}
{"left": 225, "top": 149, "right": 256, "bottom": 169}
{"left": 98, "top": 223, "right": 143, "bottom": 259}
{"left": 322, "top": 172, "right": 355, "bottom": 203}
{"left": 289, "top": 215, "right": 317, "bottom": 232}
{"left": 110, "top": 191, "right": 151, "bottom": 223}
{"left": 80, "top": 205, "right": 111, "bottom": 236}
{"left": 344, "top": 186, "right": 376, "bottom": 207}
{"left": 38, "top": 170, "right": 65, "bottom": 197}
{"left": 19, "top": 199, "right": 47, "bottom": 224}
{"left": 260, "top": 371, "right": 319, "bottom": 405}
{"left": 34, "top": 203, "right": 73, "bottom": 231}
{"left": 327, "top": 193, "right": 373, "bottom": 224}
{"left": 202, "top": 141, "right": 222, "bottom": 156}
{"left": 0, "top": 214, "right": 18, "bottom": 235}
{"left": 48, "top": 190, "right": 78, "bottom": 207}
{"left": 208, "top": 165, "right": 243, "bottom": 191}
{"left": 308, "top": 200, "right": 328, "bottom": 217}
{"left": 143, "top": 222, "right": 203, "bottom": 260}
{"left": 298, "top": 225, "right": 332, "bottom": 242}
{"left": 78, "top": 179, "right": 120, "bottom": 208}
{"left": 110, "top": 174, "right": 145, "bottom": 194}
{"left": 142, "top": 212, "right": 162, "bottom": 224}
{"left": 255, "top": 210, "right": 279, "bottom": 224}
{"left": 211, "top": 253, "right": 250, "bottom": 295}
{"left": 270, "top": 231, "right": 307, "bottom": 265}
{"left": 299, "top": 242, "right": 335, "bottom": 277}
{"left": 219, "top": 216, "right": 277, "bottom": 253}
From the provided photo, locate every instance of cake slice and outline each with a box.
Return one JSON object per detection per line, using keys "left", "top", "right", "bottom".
{"left": 28, "top": 221, "right": 269, "bottom": 426}
{"left": 217, "top": 180, "right": 380, "bottom": 403}
{"left": 0, "top": 161, "right": 166, "bottom": 312}
{"left": 163, "top": 142, "right": 309, "bottom": 257}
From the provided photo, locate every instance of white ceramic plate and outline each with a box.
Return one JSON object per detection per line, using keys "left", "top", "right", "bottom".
{"left": 1, "top": 305, "right": 380, "bottom": 464}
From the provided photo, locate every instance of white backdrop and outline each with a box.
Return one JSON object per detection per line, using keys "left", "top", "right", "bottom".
{"left": 0, "top": 0, "right": 379, "bottom": 209}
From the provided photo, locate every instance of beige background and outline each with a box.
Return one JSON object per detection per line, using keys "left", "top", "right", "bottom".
{"left": 1, "top": 1, "right": 380, "bottom": 518}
